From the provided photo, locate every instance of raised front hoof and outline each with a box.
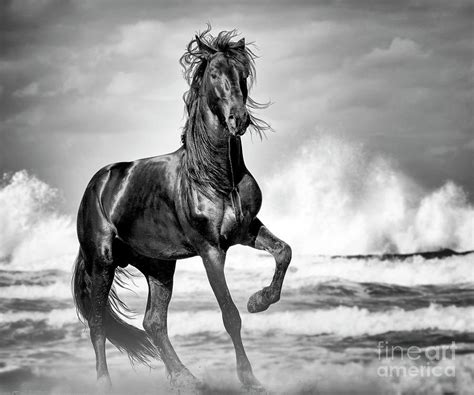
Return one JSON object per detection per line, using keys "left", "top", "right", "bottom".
{"left": 96, "top": 375, "right": 112, "bottom": 394}
{"left": 247, "top": 288, "right": 277, "bottom": 313}
{"left": 170, "top": 369, "right": 205, "bottom": 394}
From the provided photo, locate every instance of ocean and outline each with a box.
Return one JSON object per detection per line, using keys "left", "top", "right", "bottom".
{"left": 1, "top": 249, "right": 473, "bottom": 394}
{"left": 1, "top": 136, "right": 473, "bottom": 394}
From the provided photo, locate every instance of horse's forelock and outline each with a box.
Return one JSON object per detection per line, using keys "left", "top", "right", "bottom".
{"left": 180, "top": 27, "right": 255, "bottom": 88}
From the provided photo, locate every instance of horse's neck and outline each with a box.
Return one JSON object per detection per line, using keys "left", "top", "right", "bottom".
{"left": 183, "top": 101, "right": 245, "bottom": 198}
{"left": 228, "top": 136, "right": 245, "bottom": 184}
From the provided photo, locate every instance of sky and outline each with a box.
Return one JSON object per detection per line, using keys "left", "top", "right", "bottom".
{"left": 0, "top": 0, "right": 473, "bottom": 212}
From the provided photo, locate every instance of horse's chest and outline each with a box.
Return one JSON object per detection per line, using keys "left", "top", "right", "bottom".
{"left": 220, "top": 186, "right": 261, "bottom": 244}
{"left": 185, "top": 176, "right": 261, "bottom": 248}
{"left": 220, "top": 198, "right": 243, "bottom": 239}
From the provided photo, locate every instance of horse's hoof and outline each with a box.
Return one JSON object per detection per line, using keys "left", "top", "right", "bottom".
{"left": 170, "top": 369, "right": 204, "bottom": 393}
{"left": 247, "top": 289, "right": 271, "bottom": 313}
{"left": 96, "top": 375, "right": 112, "bottom": 394}
{"left": 242, "top": 382, "right": 267, "bottom": 394}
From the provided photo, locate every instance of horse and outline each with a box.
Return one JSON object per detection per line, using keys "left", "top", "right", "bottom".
{"left": 72, "top": 27, "right": 292, "bottom": 392}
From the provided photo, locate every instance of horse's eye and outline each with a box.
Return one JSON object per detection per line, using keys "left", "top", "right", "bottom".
{"left": 210, "top": 73, "right": 218, "bottom": 80}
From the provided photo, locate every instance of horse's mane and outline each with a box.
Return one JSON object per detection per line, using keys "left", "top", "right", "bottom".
{"left": 178, "top": 26, "right": 271, "bottom": 198}
{"left": 179, "top": 25, "right": 271, "bottom": 144}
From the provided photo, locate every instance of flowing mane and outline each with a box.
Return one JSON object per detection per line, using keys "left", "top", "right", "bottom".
{"left": 178, "top": 26, "right": 271, "bottom": 198}
{"left": 179, "top": 26, "right": 271, "bottom": 145}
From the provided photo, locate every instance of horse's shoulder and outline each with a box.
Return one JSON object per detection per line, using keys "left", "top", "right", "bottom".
{"left": 239, "top": 171, "right": 262, "bottom": 201}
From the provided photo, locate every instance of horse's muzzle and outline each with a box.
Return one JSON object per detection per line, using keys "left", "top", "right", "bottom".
{"left": 227, "top": 111, "right": 249, "bottom": 136}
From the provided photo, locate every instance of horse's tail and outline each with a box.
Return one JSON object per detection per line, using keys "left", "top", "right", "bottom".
{"left": 72, "top": 250, "right": 159, "bottom": 365}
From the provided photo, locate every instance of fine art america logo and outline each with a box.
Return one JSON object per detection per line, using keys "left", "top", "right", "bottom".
{"left": 377, "top": 341, "right": 456, "bottom": 377}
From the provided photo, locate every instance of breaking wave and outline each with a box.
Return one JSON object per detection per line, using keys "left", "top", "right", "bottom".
{"left": 261, "top": 135, "right": 474, "bottom": 254}
{"left": 0, "top": 171, "right": 76, "bottom": 271}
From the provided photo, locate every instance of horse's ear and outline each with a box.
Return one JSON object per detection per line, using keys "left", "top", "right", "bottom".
{"left": 234, "top": 38, "right": 245, "bottom": 50}
{"left": 196, "top": 35, "right": 215, "bottom": 59}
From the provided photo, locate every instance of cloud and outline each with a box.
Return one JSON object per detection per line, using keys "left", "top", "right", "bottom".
{"left": 427, "top": 145, "right": 459, "bottom": 157}
{"left": 465, "top": 139, "right": 474, "bottom": 151}
{"left": 7, "top": 0, "right": 59, "bottom": 17}
{"left": 13, "top": 82, "right": 39, "bottom": 98}
{"left": 357, "top": 37, "right": 430, "bottom": 69}
{"left": 105, "top": 72, "right": 144, "bottom": 96}
{"left": 110, "top": 21, "right": 165, "bottom": 58}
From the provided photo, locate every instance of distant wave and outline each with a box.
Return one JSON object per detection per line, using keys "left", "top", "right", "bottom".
{"left": 281, "top": 253, "right": 474, "bottom": 287}
{"left": 169, "top": 305, "right": 474, "bottom": 338}
{"left": 330, "top": 248, "right": 474, "bottom": 261}
{"left": 284, "top": 280, "right": 474, "bottom": 311}
{"left": 0, "top": 308, "right": 78, "bottom": 328}
{"left": 2, "top": 304, "right": 472, "bottom": 339}
{"left": 0, "top": 269, "right": 67, "bottom": 287}
{"left": 1, "top": 252, "right": 472, "bottom": 301}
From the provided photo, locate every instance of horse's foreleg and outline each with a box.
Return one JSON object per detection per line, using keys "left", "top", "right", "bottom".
{"left": 201, "top": 247, "right": 264, "bottom": 391}
{"left": 141, "top": 262, "right": 202, "bottom": 391}
{"left": 244, "top": 218, "right": 292, "bottom": 313}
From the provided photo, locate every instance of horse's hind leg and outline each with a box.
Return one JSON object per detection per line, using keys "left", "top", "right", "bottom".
{"left": 138, "top": 260, "right": 202, "bottom": 391}
{"left": 243, "top": 218, "right": 292, "bottom": 313}
{"left": 78, "top": 196, "right": 116, "bottom": 389}
{"left": 88, "top": 256, "right": 115, "bottom": 389}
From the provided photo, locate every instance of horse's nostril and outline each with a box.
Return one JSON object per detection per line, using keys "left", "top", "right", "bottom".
{"left": 229, "top": 115, "right": 235, "bottom": 120}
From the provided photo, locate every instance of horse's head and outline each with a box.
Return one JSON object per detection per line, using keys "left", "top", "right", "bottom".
{"left": 197, "top": 36, "right": 250, "bottom": 137}
{"left": 180, "top": 28, "right": 270, "bottom": 142}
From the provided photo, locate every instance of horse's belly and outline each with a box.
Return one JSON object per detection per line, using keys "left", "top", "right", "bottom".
{"left": 115, "top": 214, "right": 195, "bottom": 260}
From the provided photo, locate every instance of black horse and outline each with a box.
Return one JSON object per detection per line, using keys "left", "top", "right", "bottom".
{"left": 73, "top": 27, "right": 292, "bottom": 392}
